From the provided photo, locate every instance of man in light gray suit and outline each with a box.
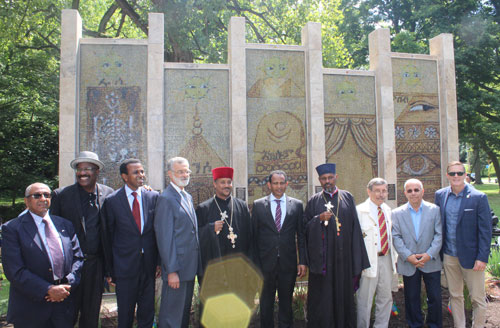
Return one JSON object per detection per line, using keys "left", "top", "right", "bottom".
{"left": 392, "top": 178, "right": 442, "bottom": 328}
{"left": 154, "top": 157, "right": 201, "bottom": 328}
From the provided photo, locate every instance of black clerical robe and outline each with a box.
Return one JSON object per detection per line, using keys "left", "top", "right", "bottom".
{"left": 304, "top": 189, "right": 369, "bottom": 328}
{"left": 196, "top": 196, "right": 254, "bottom": 277}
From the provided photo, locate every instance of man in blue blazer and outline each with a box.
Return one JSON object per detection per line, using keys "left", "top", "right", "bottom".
{"left": 154, "top": 156, "right": 201, "bottom": 328}
{"left": 2, "top": 182, "right": 84, "bottom": 327}
{"left": 435, "top": 161, "right": 492, "bottom": 328}
{"left": 392, "top": 178, "right": 442, "bottom": 328}
{"left": 102, "top": 159, "right": 159, "bottom": 328}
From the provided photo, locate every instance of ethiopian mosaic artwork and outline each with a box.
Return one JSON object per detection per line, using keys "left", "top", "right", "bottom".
{"left": 323, "top": 74, "right": 378, "bottom": 203}
{"left": 393, "top": 58, "right": 441, "bottom": 205}
{"left": 79, "top": 45, "right": 147, "bottom": 188}
{"left": 164, "top": 69, "right": 230, "bottom": 206}
{"left": 246, "top": 50, "right": 307, "bottom": 205}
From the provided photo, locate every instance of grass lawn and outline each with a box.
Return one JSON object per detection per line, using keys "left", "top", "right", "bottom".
{"left": 474, "top": 181, "right": 500, "bottom": 215}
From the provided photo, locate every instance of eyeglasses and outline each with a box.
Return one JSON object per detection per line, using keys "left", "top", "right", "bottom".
{"left": 448, "top": 171, "right": 465, "bottom": 176}
{"left": 406, "top": 189, "right": 420, "bottom": 194}
{"left": 75, "top": 167, "right": 97, "bottom": 173}
{"left": 27, "top": 193, "right": 51, "bottom": 199}
{"left": 174, "top": 169, "right": 192, "bottom": 175}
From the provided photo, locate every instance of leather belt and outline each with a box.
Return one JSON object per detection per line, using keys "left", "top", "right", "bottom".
{"left": 53, "top": 277, "right": 68, "bottom": 285}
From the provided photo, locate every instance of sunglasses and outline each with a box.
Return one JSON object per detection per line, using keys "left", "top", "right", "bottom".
{"left": 27, "top": 193, "right": 51, "bottom": 199}
{"left": 448, "top": 171, "right": 465, "bottom": 176}
{"left": 406, "top": 189, "right": 420, "bottom": 193}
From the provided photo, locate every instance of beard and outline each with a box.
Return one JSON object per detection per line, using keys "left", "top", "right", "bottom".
{"left": 172, "top": 175, "right": 190, "bottom": 187}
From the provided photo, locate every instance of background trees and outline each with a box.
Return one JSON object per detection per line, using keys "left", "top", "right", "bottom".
{"left": 1, "top": 0, "right": 498, "bottom": 216}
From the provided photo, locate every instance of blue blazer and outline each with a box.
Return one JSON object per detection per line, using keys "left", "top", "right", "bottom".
{"left": 2, "top": 212, "right": 84, "bottom": 325}
{"left": 154, "top": 184, "right": 201, "bottom": 281}
{"left": 434, "top": 184, "right": 492, "bottom": 269}
{"left": 102, "top": 186, "right": 159, "bottom": 279}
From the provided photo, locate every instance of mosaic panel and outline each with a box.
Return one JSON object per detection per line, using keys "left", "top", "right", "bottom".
{"left": 392, "top": 58, "right": 441, "bottom": 205}
{"left": 246, "top": 50, "right": 307, "bottom": 205}
{"left": 323, "top": 74, "right": 378, "bottom": 204}
{"left": 164, "top": 69, "right": 230, "bottom": 206}
{"left": 79, "top": 45, "right": 147, "bottom": 189}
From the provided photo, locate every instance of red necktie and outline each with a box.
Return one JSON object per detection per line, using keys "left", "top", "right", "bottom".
{"left": 275, "top": 199, "right": 282, "bottom": 232}
{"left": 132, "top": 191, "right": 141, "bottom": 232}
{"left": 378, "top": 206, "right": 388, "bottom": 255}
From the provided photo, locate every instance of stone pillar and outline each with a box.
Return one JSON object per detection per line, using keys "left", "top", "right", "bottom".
{"left": 302, "top": 22, "right": 326, "bottom": 196}
{"left": 228, "top": 17, "right": 248, "bottom": 199}
{"left": 430, "top": 34, "right": 458, "bottom": 186}
{"left": 147, "top": 13, "right": 165, "bottom": 190}
{"left": 369, "top": 28, "right": 397, "bottom": 208}
{"left": 59, "top": 9, "right": 82, "bottom": 187}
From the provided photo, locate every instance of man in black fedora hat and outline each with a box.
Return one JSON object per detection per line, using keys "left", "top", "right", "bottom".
{"left": 50, "top": 151, "right": 114, "bottom": 328}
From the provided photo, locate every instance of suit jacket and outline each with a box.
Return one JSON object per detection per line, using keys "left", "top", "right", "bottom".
{"left": 392, "top": 200, "right": 442, "bottom": 276}
{"left": 50, "top": 182, "right": 114, "bottom": 255}
{"left": 252, "top": 195, "right": 305, "bottom": 273}
{"left": 2, "top": 212, "right": 84, "bottom": 324}
{"left": 154, "top": 184, "right": 201, "bottom": 281}
{"left": 101, "top": 186, "right": 159, "bottom": 279}
{"left": 356, "top": 199, "right": 398, "bottom": 278}
{"left": 434, "top": 184, "right": 492, "bottom": 269}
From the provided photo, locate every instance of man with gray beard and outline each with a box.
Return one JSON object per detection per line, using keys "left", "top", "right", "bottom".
{"left": 154, "top": 157, "right": 202, "bottom": 328}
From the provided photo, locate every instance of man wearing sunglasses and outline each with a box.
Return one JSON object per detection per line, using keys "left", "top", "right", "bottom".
{"left": 392, "top": 178, "right": 442, "bottom": 328}
{"left": 2, "top": 182, "right": 84, "bottom": 327}
{"left": 435, "top": 161, "right": 492, "bottom": 328}
{"left": 50, "top": 151, "right": 114, "bottom": 328}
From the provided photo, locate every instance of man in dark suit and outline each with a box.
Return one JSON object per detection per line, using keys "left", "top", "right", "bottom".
{"left": 50, "top": 151, "right": 113, "bottom": 328}
{"left": 2, "top": 182, "right": 84, "bottom": 327}
{"left": 392, "top": 178, "right": 442, "bottom": 328}
{"left": 435, "top": 161, "right": 492, "bottom": 328}
{"left": 252, "top": 170, "right": 306, "bottom": 328}
{"left": 102, "top": 158, "right": 159, "bottom": 328}
{"left": 154, "top": 156, "right": 201, "bottom": 328}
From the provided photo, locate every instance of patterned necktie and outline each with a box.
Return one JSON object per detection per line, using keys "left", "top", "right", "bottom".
{"left": 275, "top": 199, "right": 282, "bottom": 232}
{"left": 132, "top": 191, "right": 141, "bottom": 232}
{"left": 378, "top": 206, "right": 388, "bottom": 255}
{"left": 181, "top": 190, "right": 195, "bottom": 224}
{"left": 43, "top": 218, "right": 64, "bottom": 278}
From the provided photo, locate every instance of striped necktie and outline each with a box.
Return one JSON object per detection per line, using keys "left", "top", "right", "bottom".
{"left": 275, "top": 199, "right": 282, "bottom": 232}
{"left": 378, "top": 206, "right": 388, "bottom": 255}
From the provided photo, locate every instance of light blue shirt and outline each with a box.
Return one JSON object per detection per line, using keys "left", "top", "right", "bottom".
{"left": 444, "top": 188, "right": 465, "bottom": 256}
{"left": 270, "top": 193, "right": 287, "bottom": 228}
{"left": 125, "top": 185, "right": 144, "bottom": 233}
{"left": 409, "top": 202, "right": 423, "bottom": 240}
{"left": 31, "top": 211, "right": 64, "bottom": 279}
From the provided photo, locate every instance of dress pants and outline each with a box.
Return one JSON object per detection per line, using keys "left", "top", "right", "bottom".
{"left": 72, "top": 256, "right": 104, "bottom": 328}
{"left": 260, "top": 257, "right": 297, "bottom": 328}
{"left": 356, "top": 254, "right": 393, "bottom": 328}
{"left": 403, "top": 269, "right": 442, "bottom": 328}
{"left": 159, "top": 279, "right": 195, "bottom": 328}
{"left": 14, "top": 298, "right": 75, "bottom": 328}
{"left": 444, "top": 254, "right": 487, "bottom": 328}
{"left": 115, "top": 258, "right": 155, "bottom": 328}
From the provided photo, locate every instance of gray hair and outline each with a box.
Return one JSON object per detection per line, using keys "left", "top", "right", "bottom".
{"left": 25, "top": 182, "right": 51, "bottom": 197}
{"left": 167, "top": 157, "right": 189, "bottom": 171}
{"left": 403, "top": 178, "right": 423, "bottom": 190}
{"left": 367, "top": 177, "right": 388, "bottom": 191}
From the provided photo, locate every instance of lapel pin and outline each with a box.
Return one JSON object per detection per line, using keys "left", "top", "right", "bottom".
{"left": 466, "top": 194, "right": 470, "bottom": 199}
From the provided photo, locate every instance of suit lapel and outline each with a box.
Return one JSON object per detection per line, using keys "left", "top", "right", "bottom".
{"left": 141, "top": 188, "right": 149, "bottom": 227}
{"left": 457, "top": 185, "right": 470, "bottom": 225}
{"left": 52, "top": 216, "right": 72, "bottom": 273}
{"left": 169, "top": 186, "right": 197, "bottom": 230}
{"left": 264, "top": 196, "right": 277, "bottom": 231}
{"left": 404, "top": 204, "right": 418, "bottom": 242}
{"left": 417, "top": 203, "right": 427, "bottom": 240}
{"left": 118, "top": 187, "right": 140, "bottom": 233}
{"left": 21, "top": 213, "right": 46, "bottom": 254}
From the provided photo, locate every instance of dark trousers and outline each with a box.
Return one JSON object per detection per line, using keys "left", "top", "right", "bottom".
{"left": 115, "top": 261, "right": 155, "bottom": 328}
{"left": 72, "top": 256, "right": 104, "bottom": 328}
{"left": 14, "top": 299, "right": 75, "bottom": 328}
{"left": 403, "top": 269, "right": 442, "bottom": 328}
{"left": 260, "top": 257, "right": 297, "bottom": 328}
{"left": 159, "top": 279, "right": 195, "bottom": 328}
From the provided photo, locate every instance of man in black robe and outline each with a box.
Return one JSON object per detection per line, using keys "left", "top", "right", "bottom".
{"left": 196, "top": 167, "right": 254, "bottom": 276}
{"left": 305, "top": 163, "right": 370, "bottom": 327}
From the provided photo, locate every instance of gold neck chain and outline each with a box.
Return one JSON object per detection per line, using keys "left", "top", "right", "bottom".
{"left": 213, "top": 194, "right": 234, "bottom": 229}
{"left": 322, "top": 190, "right": 342, "bottom": 236}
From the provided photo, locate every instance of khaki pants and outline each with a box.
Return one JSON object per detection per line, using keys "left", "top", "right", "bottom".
{"left": 443, "top": 254, "right": 487, "bottom": 328}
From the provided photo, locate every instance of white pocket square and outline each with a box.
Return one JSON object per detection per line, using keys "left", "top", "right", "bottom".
{"left": 464, "top": 209, "right": 473, "bottom": 212}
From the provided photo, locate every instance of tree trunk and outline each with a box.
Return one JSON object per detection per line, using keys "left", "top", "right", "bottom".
{"left": 482, "top": 145, "right": 500, "bottom": 191}
{"left": 472, "top": 146, "right": 483, "bottom": 184}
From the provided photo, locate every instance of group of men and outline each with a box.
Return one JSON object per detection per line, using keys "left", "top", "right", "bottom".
{"left": 1, "top": 150, "right": 492, "bottom": 328}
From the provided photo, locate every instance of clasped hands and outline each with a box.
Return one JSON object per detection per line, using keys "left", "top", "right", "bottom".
{"left": 45, "top": 284, "right": 71, "bottom": 302}
{"left": 406, "top": 253, "right": 431, "bottom": 268}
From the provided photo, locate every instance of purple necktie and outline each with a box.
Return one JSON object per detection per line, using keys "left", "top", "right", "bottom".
{"left": 275, "top": 199, "right": 282, "bottom": 232}
{"left": 43, "top": 218, "right": 64, "bottom": 278}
